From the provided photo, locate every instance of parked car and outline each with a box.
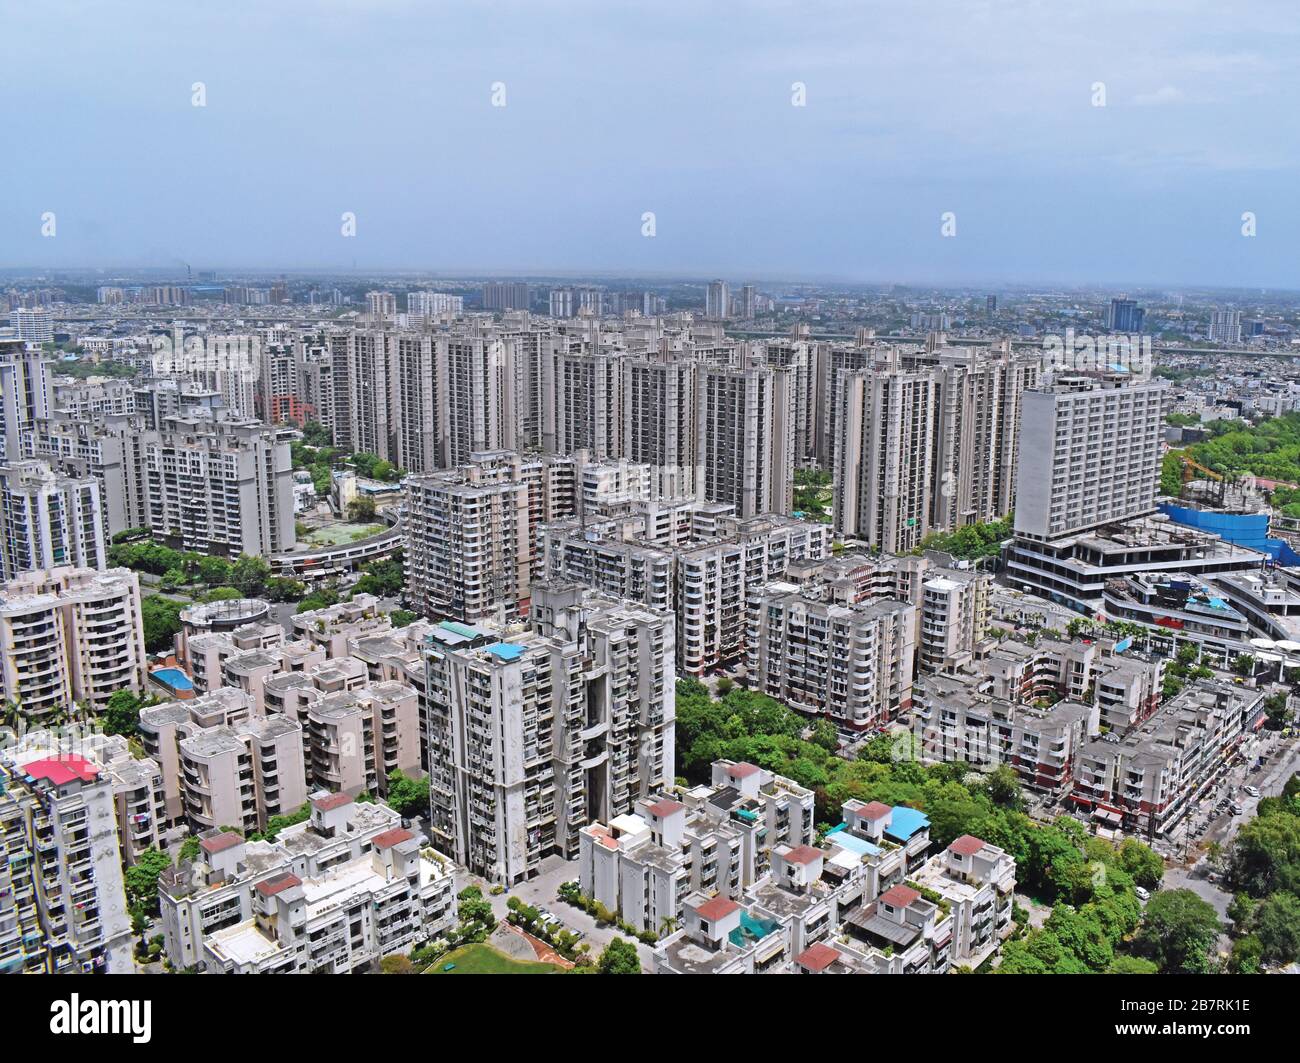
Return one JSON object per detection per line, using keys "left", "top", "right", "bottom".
{"left": 1135, "top": 886, "right": 1150, "bottom": 902}
{"left": 1244, "top": 785, "right": 1261, "bottom": 798}
{"left": 1229, "top": 802, "right": 1243, "bottom": 816}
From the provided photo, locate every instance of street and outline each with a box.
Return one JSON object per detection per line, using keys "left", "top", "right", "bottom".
{"left": 454, "top": 855, "right": 656, "bottom": 970}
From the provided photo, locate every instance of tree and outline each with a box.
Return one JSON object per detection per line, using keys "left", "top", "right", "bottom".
{"left": 1252, "top": 891, "right": 1300, "bottom": 965}
{"left": 385, "top": 770, "right": 430, "bottom": 818}
{"left": 1106, "top": 954, "right": 1159, "bottom": 974}
{"left": 1227, "top": 934, "right": 1263, "bottom": 974}
{"left": 348, "top": 496, "right": 378, "bottom": 522}
{"left": 229, "top": 554, "right": 271, "bottom": 598}
{"left": 124, "top": 848, "right": 173, "bottom": 914}
{"left": 457, "top": 885, "right": 494, "bottom": 927}
{"left": 140, "top": 595, "right": 184, "bottom": 653}
{"left": 984, "top": 764, "right": 1023, "bottom": 809}
{"left": 597, "top": 936, "right": 641, "bottom": 974}
{"left": 302, "top": 421, "right": 332, "bottom": 447}
{"left": 1118, "top": 838, "right": 1165, "bottom": 890}
{"left": 1227, "top": 810, "right": 1300, "bottom": 898}
{"left": 102, "top": 689, "right": 147, "bottom": 737}
{"left": 380, "top": 954, "right": 415, "bottom": 974}
{"left": 809, "top": 719, "right": 839, "bottom": 753}
{"left": 178, "top": 836, "right": 202, "bottom": 864}
{"left": 391, "top": 609, "right": 418, "bottom": 628}
{"left": 1264, "top": 692, "right": 1294, "bottom": 729}
{"left": 1134, "top": 889, "right": 1221, "bottom": 974}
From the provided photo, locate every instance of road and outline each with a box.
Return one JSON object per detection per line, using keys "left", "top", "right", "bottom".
{"left": 1159, "top": 728, "right": 1300, "bottom": 932}
{"left": 454, "top": 856, "right": 656, "bottom": 970}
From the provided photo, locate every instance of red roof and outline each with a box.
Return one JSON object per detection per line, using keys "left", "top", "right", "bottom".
{"left": 311, "top": 792, "right": 353, "bottom": 812}
{"left": 647, "top": 799, "right": 685, "bottom": 819}
{"left": 727, "top": 762, "right": 761, "bottom": 779}
{"left": 200, "top": 833, "right": 243, "bottom": 854}
{"left": 784, "top": 844, "right": 823, "bottom": 866}
{"left": 858, "top": 801, "right": 891, "bottom": 821}
{"left": 797, "top": 942, "right": 841, "bottom": 972}
{"left": 949, "top": 834, "right": 987, "bottom": 857}
{"left": 373, "top": 827, "right": 414, "bottom": 850}
{"left": 256, "top": 873, "right": 302, "bottom": 898}
{"left": 694, "top": 896, "right": 740, "bottom": 922}
{"left": 24, "top": 755, "right": 99, "bottom": 787}
{"left": 880, "top": 884, "right": 921, "bottom": 909}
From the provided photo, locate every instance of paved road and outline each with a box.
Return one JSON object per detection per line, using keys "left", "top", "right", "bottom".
{"left": 455, "top": 856, "right": 655, "bottom": 970}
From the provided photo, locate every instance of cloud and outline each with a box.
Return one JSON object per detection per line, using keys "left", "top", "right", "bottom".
{"left": 1133, "top": 85, "right": 1186, "bottom": 106}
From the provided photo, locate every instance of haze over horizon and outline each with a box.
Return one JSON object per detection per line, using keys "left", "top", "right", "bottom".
{"left": 5, "top": 0, "right": 1299, "bottom": 288}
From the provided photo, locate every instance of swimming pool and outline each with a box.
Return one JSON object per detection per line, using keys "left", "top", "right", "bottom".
{"left": 151, "top": 667, "right": 194, "bottom": 692}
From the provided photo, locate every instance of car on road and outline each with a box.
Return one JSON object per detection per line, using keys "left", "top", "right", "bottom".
{"left": 1135, "top": 886, "right": 1150, "bottom": 902}
{"left": 1244, "top": 785, "right": 1261, "bottom": 798}
{"left": 1229, "top": 801, "right": 1243, "bottom": 816}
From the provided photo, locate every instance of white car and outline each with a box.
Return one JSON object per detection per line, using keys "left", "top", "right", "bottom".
{"left": 1134, "top": 886, "right": 1150, "bottom": 902}
{"left": 1244, "top": 785, "right": 1261, "bottom": 799}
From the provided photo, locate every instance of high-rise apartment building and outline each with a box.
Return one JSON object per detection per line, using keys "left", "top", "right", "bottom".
{"left": 747, "top": 585, "right": 916, "bottom": 729}
{"left": 0, "top": 460, "right": 106, "bottom": 580}
{"left": 833, "top": 366, "right": 939, "bottom": 553}
{"left": 404, "top": 452, "right": 534, "bottom": 623}
{"left": 482, "top": 281, "right": 530, "bottom": 311}
{"left": 0, "top": 567, "right": 147, "bottom": 720}
{"left": 423, "top": 583, "right": 674, "bottom": 883}
{"left": 1104, "top": 298, "right": 1145, "bottom": 333}
{"left": 705, "top": 279, "right": 730, "bottom": 320}
{"left": 1012, "top": 373, "right": 1167, "bottom": 542}
{"left": 8, "top": 307, "right": 54, "bottom": 344}
{"left": 0, "top": 752, "right": 134, "bottom": 972}
{"left": 1208, "top": 309, "right": 1243, "bottom": 345}
{"left": 695, "top": 361, "right": 794, "bottom": 518}
{"left": 144, "top": 414, "right": 296, "bottom": 557}
{"left": 0, "top": 336, "right": 51, "bottom": 462}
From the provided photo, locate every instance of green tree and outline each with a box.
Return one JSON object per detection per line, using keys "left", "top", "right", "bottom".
{"left": 140, "top": 595, "right": 184, "bottom": 653}
{"left": 1252, "top": 891, "right": 1300, "bottom": 965}
{"left": 1134, "top": 889, "right": 1221, "bottom": 974}
{"left": 1118, "top": 838, "right": 1165, "bottom": 890}
{"left": 385, "top": 770, "right": 430, "bottom": 818}
{"left": 1106, "top": 954, "right": 1159, "bottom": 974}
{"left": 124, "top": 848, "right": 173, "bottom": 914}
{"left": 597, "top": 936, "right": 641, "bottom": 974}
{"left": 229, "top": 554, "right": 272, "bottom": 598}
{"left": 102, "top": 689, "right": 147, "bottom": 737}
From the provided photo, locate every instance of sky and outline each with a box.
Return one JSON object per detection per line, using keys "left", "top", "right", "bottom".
{"left": 4, "top": 0, "right": 1299, "bottom": 287}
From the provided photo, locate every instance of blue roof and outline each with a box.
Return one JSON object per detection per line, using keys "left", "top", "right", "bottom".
{"left": 884, "top": 805, "right": 930, "bottom": 842}
{"left": 825, "top": 831, "right": 881, "bottom": 857}
{"left": 486, "top": 642, "right": 525, "bottom": 661}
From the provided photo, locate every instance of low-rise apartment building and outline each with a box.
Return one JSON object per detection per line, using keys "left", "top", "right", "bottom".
{"left": 158, "top": 794, "right": 454, "bottom": 973}
{"left": 1070, "top": 679, "right": 1265, "bottom": 837}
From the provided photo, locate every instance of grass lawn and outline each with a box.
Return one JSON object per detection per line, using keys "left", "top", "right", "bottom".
{"left": 425, "top": 943, "right": 560, "bottom": 974}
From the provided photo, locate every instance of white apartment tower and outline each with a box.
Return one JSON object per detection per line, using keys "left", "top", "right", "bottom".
{"left": 1013, "top": 373, "right": 1168, "bottom": 542}
{"left": 833, "top": 367, "right": 939, "bottom": 553}
{"left": 0, "top": 460, "right": 107, "bottom": 580}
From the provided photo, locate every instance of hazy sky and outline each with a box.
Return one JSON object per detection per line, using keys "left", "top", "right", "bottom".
{"left": 5, "top": 0, "right": 1299, "bottom": 286}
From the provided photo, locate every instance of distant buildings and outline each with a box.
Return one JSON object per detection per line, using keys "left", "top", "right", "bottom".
{"left": 1105, "top": 298, "right": 1145, "bottom": 333}
{"left": 1208, "top": 309, "right": 1243, "bottom": 345}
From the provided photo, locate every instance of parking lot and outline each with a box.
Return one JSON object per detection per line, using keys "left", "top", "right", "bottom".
{"left": 456, "top": 855, "right": 656, "bottom": 969}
